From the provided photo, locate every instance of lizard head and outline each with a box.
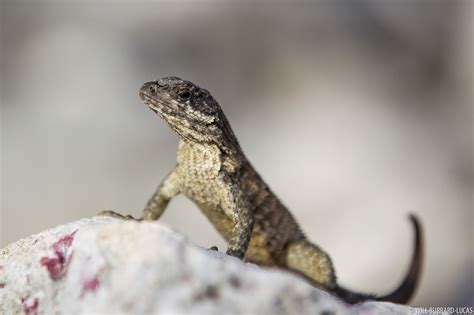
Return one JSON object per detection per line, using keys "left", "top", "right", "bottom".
{"left": 139, "top": 76, "right": 241, "bottom": 154}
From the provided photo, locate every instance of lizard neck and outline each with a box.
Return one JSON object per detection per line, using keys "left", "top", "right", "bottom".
{"left": 212, "top": 113, "right": 243, "bottom": 158}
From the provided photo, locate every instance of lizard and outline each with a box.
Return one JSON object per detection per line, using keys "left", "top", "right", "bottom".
{"left": 99, "top": 76, "right": 423, "bottom": 304}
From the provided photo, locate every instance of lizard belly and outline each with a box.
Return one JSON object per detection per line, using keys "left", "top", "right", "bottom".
{"left": 195, "top": 202, "right": 235, "bottom": 240}
{"left": 179, "top": 180, "right": 230, "bottom": 232}
{"left": 184, "top": 183, "right": 275, "bottom": 266}
{"left": 196, "top": 201, "right": 277, "bottom": 266}
{"left": 196, "top": 199, "right": 277, "bottom": 266}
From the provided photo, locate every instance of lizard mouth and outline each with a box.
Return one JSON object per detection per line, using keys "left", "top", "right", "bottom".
{"left": 139, "top": 92, "right": 179, "bottom": 118}
{"left": 139, "top": 91, "right": 161, "bottom": 113}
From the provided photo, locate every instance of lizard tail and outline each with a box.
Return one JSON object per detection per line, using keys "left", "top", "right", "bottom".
{"left": 334, "top": 214, "right": 423, "bottom": 304}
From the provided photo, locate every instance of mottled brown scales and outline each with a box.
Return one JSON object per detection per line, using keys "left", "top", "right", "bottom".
{"left": 100, "top": 76, "right": 423, "bottom": 304}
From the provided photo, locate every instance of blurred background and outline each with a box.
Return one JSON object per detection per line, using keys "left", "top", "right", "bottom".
{"left": 1, "top": 0, "right": 472, "bottom": 307}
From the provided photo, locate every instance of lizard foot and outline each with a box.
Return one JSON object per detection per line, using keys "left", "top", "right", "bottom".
{"left": 97, "top": 210, "right": 143, "bottom": 221}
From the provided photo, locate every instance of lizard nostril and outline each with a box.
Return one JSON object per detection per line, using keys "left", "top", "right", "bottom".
{"left": 149, "top": 85, "right": 157, "bottom": 94}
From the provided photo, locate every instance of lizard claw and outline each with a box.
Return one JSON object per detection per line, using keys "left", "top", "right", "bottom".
{"left": 98, "top": 210, "right": 142, "bottom": 221}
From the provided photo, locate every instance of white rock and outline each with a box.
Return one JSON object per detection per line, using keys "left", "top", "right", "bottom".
{"left": 1, "top": 217, "right": 421, "bottom": 314}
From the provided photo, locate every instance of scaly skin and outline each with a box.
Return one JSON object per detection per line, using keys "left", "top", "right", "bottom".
{"left": 99, "top": 76, "right": 423, "bottom": 304}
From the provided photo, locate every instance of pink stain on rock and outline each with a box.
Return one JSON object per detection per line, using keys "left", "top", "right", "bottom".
{"left": 52, "top": 231, "right": 76, "bottom": 252}
{"left": 81, "top": 275, "right": 101, "bottom": 297}
{"left": 0, "top": 266, "right": 4, "bottom": 287}
{"left": 40, "top": 230, "right": 77, "bottom": 280}
{"left": 180, "top": 272, "right": 193, "bottom": 283}
{"left": 22, "top": 297, "right": 39, "bottom": 315}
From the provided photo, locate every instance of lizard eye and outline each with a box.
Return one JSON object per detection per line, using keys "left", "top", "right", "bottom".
{"left": 177, "top": 90, "right": 192, "bottom": 101}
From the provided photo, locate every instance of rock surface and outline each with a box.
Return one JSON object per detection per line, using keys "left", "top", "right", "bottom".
{"left": 1, "top": 217, "right": 418, "bottom": 314}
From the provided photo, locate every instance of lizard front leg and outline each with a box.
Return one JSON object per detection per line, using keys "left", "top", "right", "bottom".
{"left": 221, "top": 186, "right": 255, "bottom": 259}
{"left": 99, "top": 169, "right": 180, "bottom": 221}
{"left": 142, "top": 169, "right": 180, "bottom": 220}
